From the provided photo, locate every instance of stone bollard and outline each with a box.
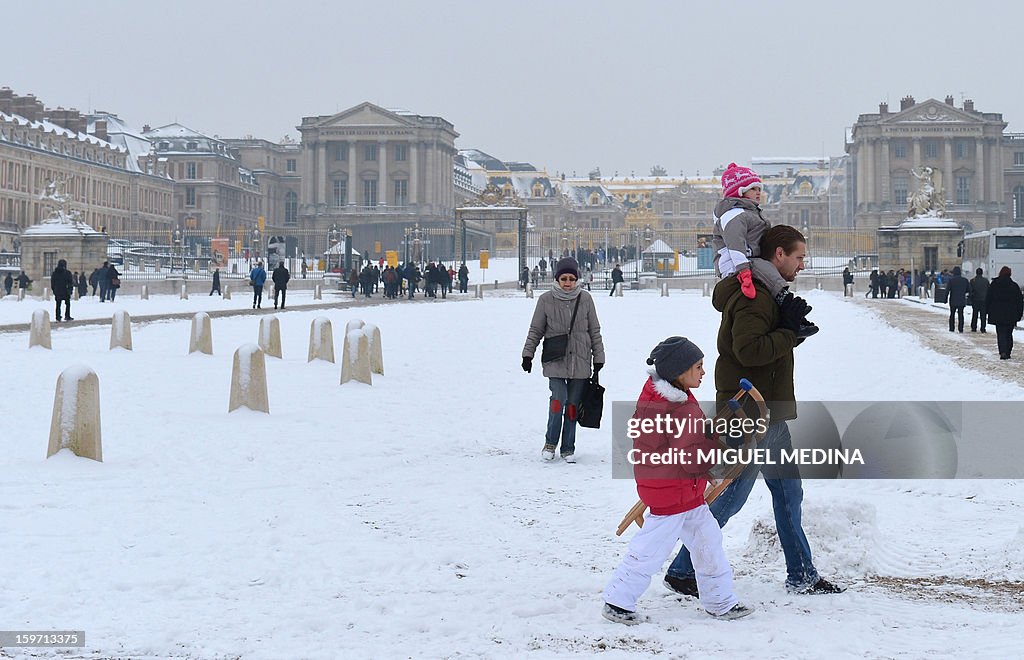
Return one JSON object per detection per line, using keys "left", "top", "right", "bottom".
{"left": 703, "top": 282, "right": 710, "bottom": 297}
{"left": 180, "top": 284, "right": 189, "bottom": 300}
{"left": 43, "top": 287, "right": 51, "bottom": 301}
{"left": 228, "top": 344, "right": 270, "bottom": 413}
{"left": 141, "top": 285, "right": 149, "bottom": 300}
{"left": 308, "top": 317, "right": 335, "bottom": 363}
{"left": 345, "top": 318, "right": 364, "bottom": 335}
{"left": 189, "top": 312, "right": 214, "bottom": 355}
{"left": 661, "top": 282, "right": 669, "bottom": 297}
{"left": 615, "top": 282, "right": 624, "bottom": 297}
{"left": 73, "top": 287, "right": 80, "bottom": 301}
{"left": 110, "top": 310, "right": 133, "bottom": 350}
{"left": 29, "top": 309, "right": 52, "bottom": 349}
{"left": 314, "top": 284, "right": 322, "bottom": 300}
{"left": 918, "top": 285, "right": 925, "bottom": 299}
{"left": 258, "top": 315, "right": 282, "bottom": 359}
{"left": 526, "top": 283, "right": 534, "bottom": 299}
{"left": 341, "top": 328, "right": 373, "bottom": 385}
{"left": 17, "top": 288, "right": 26, "bottom": 301}
{"left": 224, "top": 285, "right": 231, "bottom": 300}
{"left": 475, "top": 284, "right": 483, "bottom": 299}
{"left": 494, "top": 279, "right": 499, "bottom": 289}
{"left": 817, "top": 282, "right": 823, "bottom": 291}
{"left": 47, "top": 365, "right": 102, "bottom": 461}
{"left": 845, "top": 283, "right": 854, "bottom": 297}
{"left": 364, "top": 323, "right": 384, "bottom": 375}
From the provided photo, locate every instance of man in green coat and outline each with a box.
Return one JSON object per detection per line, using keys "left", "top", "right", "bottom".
{"left": 664, "top": 225, "right": 843, "bottom": 596}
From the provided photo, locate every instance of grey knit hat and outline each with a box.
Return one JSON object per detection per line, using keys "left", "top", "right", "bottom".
{"left": 554, "top": 257, "right": 580, "bottom": 280}
{"left": 647, "top": 336, "right": 704, "bottom": 382}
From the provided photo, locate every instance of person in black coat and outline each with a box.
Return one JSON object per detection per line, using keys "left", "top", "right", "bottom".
{"left": 946, "top": 266, "right": 970, "bottom": 333}
{"left": 50, "top": 258, "right": 75, "bottom": 321}
{"left": 210, "top": 268, "right": 222, "bottom": 296}
{"left": 610, "top": 264, "right": 624, "bottom": 296}
{"left": 986, "top": 266, "right": 1024, "bottom": 359}
{"left": 3, "top": 272, "right": 12, "bottom": 296}
{"left": 969, "top": 267, "right": 990, "bottom": 333}
{"left": 77, "top": 271, "right": 88, "bottom": 298}
{"left": 271, "top": 262, "right": 290, "bottom": 309}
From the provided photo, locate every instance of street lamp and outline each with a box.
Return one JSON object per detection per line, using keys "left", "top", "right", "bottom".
{"left": 251, "top": 227, "right": 261, "bottom": 269}
{"left": 172, "top": 226, "right": 183, "bottom": 272}
{"left": 643, "top": 224, "right": 654, "bottom": 273}
{"left": 561, "top": 222, "right": 569, "bottom": 257}
{"left": 328, "top": 223, "right": 341, "bottom": 274}
{"left": 411, "top": 222, "right": 423, "bottom": 264}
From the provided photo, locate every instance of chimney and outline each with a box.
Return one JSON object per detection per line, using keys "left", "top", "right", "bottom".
{"left": 945, "top": 95, "right": 955, "bottom": 106}
{"left": 900, "top": 95, "right": 915, "bottom": 111}
{"left": 964, "top": 99, "right": 975, "bottom": 112}
{"left": 142, "top": 124, "right": 151, "bottom": 133}
{"left": 0, "top": 87, "right": 13, "bottom": 115}
{"left": 12, "top": 93, "right": 43, "bottom": 121}
{"left": 93, "top": 119, "right": 108, "bottom": 142}
{"left": 879, "top": 102, "right": 888, "bottom": 116}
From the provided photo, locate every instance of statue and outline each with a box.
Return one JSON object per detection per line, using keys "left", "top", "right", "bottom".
{"left": 39, "top": 177, "right": 78, "bottom": 224}
{"left": 908, "top": 166, "right": 946, "bottom": 217}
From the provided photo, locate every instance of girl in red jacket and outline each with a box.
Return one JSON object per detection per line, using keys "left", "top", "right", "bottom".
{"left": 602, "top": 337, "right": 753, "bottom": 624}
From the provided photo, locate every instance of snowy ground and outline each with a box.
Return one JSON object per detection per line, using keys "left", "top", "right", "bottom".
{"left": 2, "top": 286, "right": 1022, "bottom": 659}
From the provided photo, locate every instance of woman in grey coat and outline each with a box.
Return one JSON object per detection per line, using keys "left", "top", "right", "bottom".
{"left": 522, "top": 257, "right": 606, "bottom": 462}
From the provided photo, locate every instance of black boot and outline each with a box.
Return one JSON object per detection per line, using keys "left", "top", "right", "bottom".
{"left": 663, "top": 575, "right": 699, "bottom": 598}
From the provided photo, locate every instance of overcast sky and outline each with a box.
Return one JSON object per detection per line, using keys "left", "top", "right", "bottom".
{"left": 5, "top": 0, "right": 1019, "bottom": 177}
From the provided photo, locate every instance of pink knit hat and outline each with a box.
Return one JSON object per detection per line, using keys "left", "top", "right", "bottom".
{"left": 721, "top": 162, "right": 763, "bottom": 199}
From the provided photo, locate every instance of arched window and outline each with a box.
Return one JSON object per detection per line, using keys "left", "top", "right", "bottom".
{"left": 502, "top": 184, "right": 514, "bottom": 197}
{"left": 284, "top": 191, "right": 298, "bottom": 226}
{"left": 1014, "top": 186, "right": 1024, "bottom": 222}
{"left": 532, "top": 183, "right": 544, "bottom": 198}
{"left": 798, "top": 181, "right": 813, "bottom": 196}
{"left": 589, "top": 193, "right": 601, "bottom": 205}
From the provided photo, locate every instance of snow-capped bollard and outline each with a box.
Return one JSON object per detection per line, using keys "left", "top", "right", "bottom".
{"left": 47, "top": 365, "right": 102, "bottom": 462}
{"left": 661, "top": 282, "right": 669, "bottom": 297}
{"left": 141, "top": 285, "right": 149, "bottom": 300}
{"left": 363, "top": 323, "right": 384, "bottom": 375}
{"left": 42, "top": 287, "right": 51, "bottom": 301}
{"left": 308, "top": 317, "right": 335, "bottom": 363}
{"left": 314, "top": 284, "right": 322, "bottom": 300}
{"left": 73, "top": 287, "right": 80, "bottom": 301}
{"left": 18, "top": 288, "right": 25, "bottom": 301}
{"left": 817, "top": 282, "right": 823, "bottom": 290}
{"left": 918, "top": 286, "right": 925, "bottom": 299}
{"left": 845, "top": 283, "right": 854, "bottom": 297}
{"left": 341, "top": 328, "right": 372, "bottom": 385}
{"left": 474, "top": 284, "right": 483, "bottom": 299}
{"left": 615, "top": 282, "right": 624, "bottom": 297}
{"left": 229, "top": 344, "right": 269, "bottom": 413}
{"left": 258, "top": 315, "right": 282, "bottom": 359}
{"left": 223, "top": 285, "right": 231, "bottom": 300}
{"left": 110, "top": 310, "right": 133, "bottom": 350}
{"left": 703, "top": 282, "right": 710, "bottom": 297}
{"left": 180, "top": 284, "right": 189, "bottom": 300}
{"left": 189, "top": 312, "right": 213, "bottom": 355}
{"left": 29, "top": 309, "right": 52, "bottom": 349}
{"left": 526, "top": 283, "right": 533, "bottom": 299}
{"left": 494, "top": 279, "right": 499, "bottom": 289}
{"left": 345, "top": 318, "right": 365, "bottom": 335}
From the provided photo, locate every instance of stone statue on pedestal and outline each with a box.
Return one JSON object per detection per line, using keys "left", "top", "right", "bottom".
{"left": 909, "top": 166, "right": 946, "bottom": 217}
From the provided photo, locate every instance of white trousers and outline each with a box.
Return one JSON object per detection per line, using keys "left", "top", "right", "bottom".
{"left": 603, "top": 504, "right": 738, "bottom": 616}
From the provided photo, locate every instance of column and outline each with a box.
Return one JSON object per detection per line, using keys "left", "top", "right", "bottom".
{"left": 865, "top": 139, "right": 875, "bottom": 207}
{"left": 302, "top": 139, "right": 315, "bottom": 208}
{"left": 409, "top": 141, "right": 419, "bottom": 207}
{"left": 975, "top": 138, "right": 985, "bottom": 207}
{"left": 880, "top": 140, "right": 891, "bottom": 203}
{"left": 425, "top": 140, "right": 434, "bottom": 213}
{"left": 912, "top": 138, "right": 921, "bottom": 171}
{"left": 317, "top": 141, "right": 327, "bottom": 205}
{"left": 348, "top": 141, "right": 358, "bottom": 205}
{"left": 943, "top": 139, "right": 953, "bottom": 206}
{"left": 378, "top": 140, "right": 388, "bottom": 206}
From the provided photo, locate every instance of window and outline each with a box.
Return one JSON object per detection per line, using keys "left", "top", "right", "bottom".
{"left": 1014, "top": 186, "right": 1024, "bottom": 221}
{"left": 924, "top": 141, "right": 939, "bottom": 159}
{"left": 335, "top": 143, "right": 347, "bottom": 161}
{"left": 333, "top": 179, "right": 347, "bottom": 206}
{"left": 996, "top": 235, "right": 1024, "bottom": 249}
{"left": 158, "top": 141, "right": 169, "bottom": 150}
{"left": 185, "top": 186, "right": 196, "bottom": 206}
{"left": 1015, "top": 152, "right": 1024, "bottom": 167}
{"left": 364, "top": 144, "right": 378, "bottom": 162}
{"left": 955, "top": 141, "right": 969, "bottom": 159}
{"left": 187, "top": 141, "right": 198, "bottom": 151}
{"left": 533, "top": 183, "right": 545, "bottom": 198}
{"left": 956, "top": 176, "right": 971, "bottom": 205}
{"left": 893, "top": 177, "right": 908, "bottom": 204}
{"left": 284, "top": 191, "right": 298, "bottom": 225}
{"left": 363, "top": 179, "right": 377, "bottom": 206}
{"left": 186, "top": 162, "right": 197, "bottom": 179}
{"left": 395, "top": 144, "right": 407, "bottom": 162}
{"left": 893, "top": 141, "right": 907, "bottom": 159}
{"left": 394, "top": 180, "right": 408, "bottom": 206}
{"left": 589, "top": 192, "right": 601, "bottom": 206}
{"left": 286, "top": 159, "right": 297, "bottom": 172}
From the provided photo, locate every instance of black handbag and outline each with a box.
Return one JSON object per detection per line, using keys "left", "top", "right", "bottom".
{"left": 578, "top": 373, "right": 605, "bottom": 429}
{"left": 541, "top": 296, "right": 582, "bottom": 363}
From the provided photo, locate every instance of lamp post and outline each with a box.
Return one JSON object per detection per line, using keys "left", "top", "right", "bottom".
{"left": 633, "top": 226, "right": 641, "bottom": 281}
{"left": 328, "top": 223, "right": 341, "bottom": 274}
{"left": 643, "top": 224, "right": 654, "bottom": 273}
{"left": 412, "top": 222, "right": 423, "bottom": 264}
{"left": 172, "top": 226, "right": 183, "bottom": 273}
{"left": 561, "top": 222, "right": 569, "bottom": 258}
{"left": 251, "top": 227, "right": 261, "bottom": 270}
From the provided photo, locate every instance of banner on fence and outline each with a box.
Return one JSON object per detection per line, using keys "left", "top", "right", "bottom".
{"left": 211, "top": 238, "right": 229, "bottom": 268}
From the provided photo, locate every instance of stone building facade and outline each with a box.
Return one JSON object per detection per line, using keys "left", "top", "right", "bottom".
{"left": 225, "top": 137, "right": 302, "bottom": 231}
{"left": 846, "top": 96, "right": 1008, "bottom": 232}
{"left": 296, "top": 102, "right": 459, "bottom": 255}
{"left": 0, "top": 88, "right": 174, "bottom": 235}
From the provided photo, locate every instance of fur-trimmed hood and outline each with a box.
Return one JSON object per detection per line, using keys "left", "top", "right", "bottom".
{"left": 643, "top": 368, "right": 690, "bottom": 403}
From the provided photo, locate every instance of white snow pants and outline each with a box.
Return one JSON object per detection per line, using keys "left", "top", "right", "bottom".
{"left": 603, "top": 504, "right": 738, "bottom": 616}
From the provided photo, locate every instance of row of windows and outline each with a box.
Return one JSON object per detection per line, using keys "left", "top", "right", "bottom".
{"left": 333, "top": 143, "right": 408, "bottom": 163}
{"left": 0, "top": 159, "right": 171, "bottom": 215}
{"left": 891, "top": 175, "right": 974, "bottom": 205}
{"left": 890, "top": 140, "right": 973, "bottom": 160}
{"left": 331, "top": 179, "right": 410, "bottom": 207}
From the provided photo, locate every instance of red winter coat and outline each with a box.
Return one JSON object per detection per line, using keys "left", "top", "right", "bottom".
{"left": 632, "top": 374, "right": 720, "bottom": 516}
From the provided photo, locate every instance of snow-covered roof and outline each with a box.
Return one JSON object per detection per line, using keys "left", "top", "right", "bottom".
{"left": 88, "top": 113, "right": 152, "bottom": 173}
{"left": 22, "top": 217, "right": 105, "bottom": 236}
{"left": 0, "top": 111, "right": 116, "bottom": 150}
{"left": 643, "top": 239, "right": 674, "bottom": 254}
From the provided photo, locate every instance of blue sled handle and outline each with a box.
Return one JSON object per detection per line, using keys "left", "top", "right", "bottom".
{"left": 738, "top": 378, "right": 753, "bottom": 391}
{"left": 727, "top": 399, "right": 742, "bottom": 411}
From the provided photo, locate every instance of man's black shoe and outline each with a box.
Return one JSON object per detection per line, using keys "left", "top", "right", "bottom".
{"left": 789, "top": 578, "right": 845, "bottom": 595}
{"left": 663, "top": 575, "right": 699, "bottom": 598}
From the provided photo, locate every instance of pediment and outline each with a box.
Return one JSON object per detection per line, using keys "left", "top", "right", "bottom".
{"left": 882, "top": 99, "right": 980, "bottom": 124}
{"left": 318, "top": 102, "right": 414, "bottom": 128}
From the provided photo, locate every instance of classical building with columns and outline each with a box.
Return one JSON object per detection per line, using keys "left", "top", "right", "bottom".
{"left": 846, "top": 95, "right": 1008, "bottom": 232}
{"left": 296, "top": 102, "right": 458, "bottom": 257}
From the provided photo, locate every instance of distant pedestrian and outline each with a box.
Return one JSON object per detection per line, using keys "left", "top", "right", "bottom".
{"left": 986, "top": 266, "right": 1023, "bottom": 360}
{"left": 301, "top": 258, "right": 308, "bottom": 279}
{"left": 88, "top": 268, "right": 99, "bottom": 296}
{"left": 77, "top": 271, "right": 88, "bottom": 298}
{"left": 17, "top": 270, "right": 31, "bottom": 291}
{"left": 272, "top": 261, "right": 290, "bottom": 309}
{"left": 969, "top": 267, "right": 989, "bottom": 333}
{"left": 106, "top": 263, "right": 121, "bottom": 301}
{"left": 249, "top": 261, "right": 267, "bottom": 309}
{"left": 946, "top": 266, "right": 969, "bottom": 333}
{"left": 210, "top": 268, "right": 222, "bottom": 296}
{"left": 50, "top": 258, "right": 74, "bottom": 322}
{"left": 3, "top": 272, "right": 12, "bottom": 296}
{"left": 610, "top": 264, "right": 624, "bottom": 296}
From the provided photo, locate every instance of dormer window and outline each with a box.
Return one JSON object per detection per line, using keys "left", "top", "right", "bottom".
{"left": 187, "top": 141, "right": 198, "bottom": 151}
{"left": 159, "top": 141, "right": 169, "bottom": 150}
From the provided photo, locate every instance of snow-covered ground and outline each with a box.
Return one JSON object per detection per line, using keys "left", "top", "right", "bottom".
{"left": 2, "top": 287, "right": 1022, "bottom": 658}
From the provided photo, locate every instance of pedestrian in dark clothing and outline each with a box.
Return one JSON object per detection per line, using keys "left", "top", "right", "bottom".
{"left": 868, "top": 269, "right": 878, "bottom": 298}
{"left": 947, "top": 266, "right": 970, "bottom": 333}
{"left": 986, "top": 266, "right": 1024, "bottom": 359}
{"left": 842, "top": 267, "right": 854, "bottom": 296}
{"left": 249, "top": 261, "right": 267, "bottom": 309}
{"left": 97, "top": 261, "right": 110, "bottom": 301}
{"left": 458, "top": 263, "right": 469, "bottom": 293}
{"left": 3, "top": 272, "right": 12, "bottom": 296}
{"left": 88, "top": 268, "right": 99, "bottom": 296}
{"left": 17, "top": 271, "right": 31, "bottom": 290}
{"left": 106, "top": 264, "right": 121, "bottom": 301}
{"left": 301, "top": 258, "right": 308, "bottom": 279}
{"left": 50, "top": 258, "right": 75, "bottom": 321}
{"left": 272, "top": 262, "right": 289, "bottom": 309}
{"left": 77, "top": 272, "right": 88, "bottom": 298}
{"left": 210, "top": 269, "right": 222, "bottom": 296}
{"left": 969, "top": 268, "right": 989, "bottom": 332}
{"left": 610, "top": 264, "right": 624, "bottom": 296}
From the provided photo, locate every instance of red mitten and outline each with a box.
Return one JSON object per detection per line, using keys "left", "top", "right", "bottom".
{"left": 737, "top": 269, "right": 756, "bottom": 299}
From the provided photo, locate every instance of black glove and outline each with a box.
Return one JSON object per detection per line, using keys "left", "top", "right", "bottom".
{"left": 779, "top": 295, "right": 811, "bottom": 334}
{"left": 522, "top": 356, "right": 533, "bottom": 373}
{"left": 593, "top": 362, "right": 603, "bottom": 374}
